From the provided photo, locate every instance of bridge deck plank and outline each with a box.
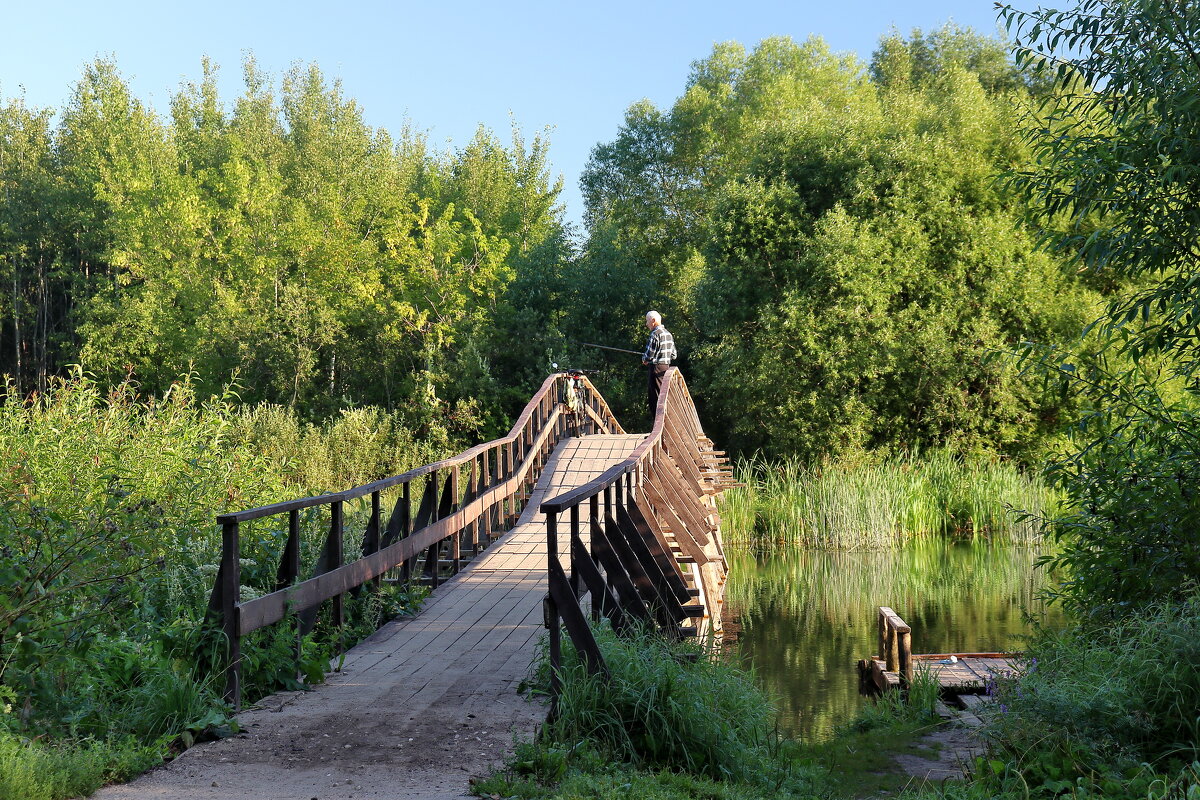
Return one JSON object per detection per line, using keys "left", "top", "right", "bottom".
{"left": 94, "top": 433, "right": 644, "bottom": 800}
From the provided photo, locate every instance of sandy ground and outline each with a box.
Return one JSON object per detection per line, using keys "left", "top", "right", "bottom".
{"left": 91, "top": 617, "right": 546, "bottom": 800}
{"left": 91, "top": 608, "right": 547, "bottom": 800}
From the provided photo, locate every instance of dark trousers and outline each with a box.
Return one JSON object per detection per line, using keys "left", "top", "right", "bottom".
{"left": 647, "top": 363, "right": 670, "bottom": 419}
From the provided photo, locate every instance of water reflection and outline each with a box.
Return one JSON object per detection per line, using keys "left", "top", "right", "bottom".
{"left": 726, "top": 539, "right": 1064, "bottom": 741}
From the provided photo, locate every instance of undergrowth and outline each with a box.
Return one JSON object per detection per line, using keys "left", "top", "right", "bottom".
{"left": 477, "top": 626, "right": 823, "bottom": 799}
{"left": 0, "top": 372, "right": 443, "bottom": 799}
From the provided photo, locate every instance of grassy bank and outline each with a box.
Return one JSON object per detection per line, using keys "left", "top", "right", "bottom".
{"left": 0, "top": 373, "right": 451, "bottom": 799}
{"left": 721, "top": 451, "right": 1059, "bottom": 550}
{"left": 477, "top": 606, "right": 1200, "bottom": 800}
{"left": 473, "top": 627, "right": 951, "bottom": 800}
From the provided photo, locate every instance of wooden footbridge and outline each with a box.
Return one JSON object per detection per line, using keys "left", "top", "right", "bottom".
{"left": 98, "top": 369, "right": 733, "bottom": 798}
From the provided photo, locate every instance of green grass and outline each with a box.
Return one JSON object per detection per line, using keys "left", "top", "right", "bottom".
{"left": 721, "top": 451, "right": 1059, "bottom": 551}
{"left": 474, "top": 629, "right": 965, "bottom": 800}
{"left": 0, "top": 732, "right": 160, "bottom": 800}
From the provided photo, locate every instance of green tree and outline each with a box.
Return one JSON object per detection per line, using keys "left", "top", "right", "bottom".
{"left": 1, "top": 56, "right": 569, "bottom": 437}
{"left": 1000, "top": 0, "right": 1200, "bottom": 616}
{"left": 0, "top": 96, "right": 63, "bottom": 394}
{"left": 580, "top": 30, "right": 1098, "bottom": 459}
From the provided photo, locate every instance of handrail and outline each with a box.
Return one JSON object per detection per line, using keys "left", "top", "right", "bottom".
{"left": 208, "top": 371, "right": 624, "bottom": 708}
{"left": 219, "top": 373, "right": 624, "bottom": 524}
{"left": 539, "top": 368, "right": 733, "bottom": 692}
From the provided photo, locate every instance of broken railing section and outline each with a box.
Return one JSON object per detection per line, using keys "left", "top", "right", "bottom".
{"left": 207, "top": 372, "right": 623, "bottom": 709}
{"left": 540, "top": 368, "right": 733, "bottom": 690}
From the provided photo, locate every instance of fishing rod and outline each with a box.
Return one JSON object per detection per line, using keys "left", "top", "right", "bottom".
{"left": 579, "top": 341, "right": 642, "bottom": 356}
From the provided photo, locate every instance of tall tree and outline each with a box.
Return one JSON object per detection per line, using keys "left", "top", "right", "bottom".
{"left": 579, "top": 30, "right": 1099, "bottom": 459}
{"left": 1000, "top": 0, "right": 1200, "bottom": 616}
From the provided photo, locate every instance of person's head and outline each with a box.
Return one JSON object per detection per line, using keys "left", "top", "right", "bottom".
{"left": 646, "top": 310, "right": 661, "bottom": 329}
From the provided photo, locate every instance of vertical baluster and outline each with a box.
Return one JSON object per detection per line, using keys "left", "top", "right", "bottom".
{"left": 330, "top": 500, "right": 344, "bottom": 635}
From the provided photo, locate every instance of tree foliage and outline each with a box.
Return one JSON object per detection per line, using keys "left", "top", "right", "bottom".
{"left": 579, "top": 29, "right": 1098, "bottom": 460}
{"left": 999, "top": 0, "right": 1200, "bottom": 616}
{"left": 0, "top": 58, "right": 565, "bottom": 435}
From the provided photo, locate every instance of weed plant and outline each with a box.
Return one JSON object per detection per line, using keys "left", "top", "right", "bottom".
{"left": 986, "top": 598, "right": 1200, "bottom": 783}
{"left": 722, "top": 450, "right": 1059, "bottom": 550}
{"left": 843, "top": 666, "right": 941, "bottom": 736}
{"left": 482, "top": 625, "right": 823, "bottom": 798}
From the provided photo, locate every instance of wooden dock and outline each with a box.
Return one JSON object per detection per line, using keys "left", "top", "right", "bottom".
{"left": 859, "top": 607, "right": 1017, "bottom": 695}
{"left": 860, "top": 653, "right": 1016, "bottom": 694}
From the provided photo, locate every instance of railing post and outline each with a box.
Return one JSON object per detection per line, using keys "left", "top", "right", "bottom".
{"left": 221, "top": 520, "right": 242, "bottom": 709}
{"left": 451, "top": 464, "right": 461, "bottom": 574}
{"left": 899, "top": 629, "right": 913, "bottom": 686}
{"left": 470, "top": 456, "right": 482, "bottom": 555}
{"left": 288, "top": 509, "right": 301, "bottom": 680}
{"left": 400, "top": 480, "right": 412, "bottom": 582}
{"left": 546, "top": 509, "right": 561, "bottom": 702}
{"left": 368, "top": 490, "right": 381, "bottom": 588}
{"left": 572, "top": 501, "right": 584, "bottom": 597}
{"left": 330, "top": 500, "right": 344, "bottom": 634}
{"left": 878, "top": 608, "right": 888, "bottom": 666}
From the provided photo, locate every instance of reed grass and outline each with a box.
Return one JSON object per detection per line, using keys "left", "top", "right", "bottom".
{"left": 721, "top": 450, "right": 1059, "bottom": 550}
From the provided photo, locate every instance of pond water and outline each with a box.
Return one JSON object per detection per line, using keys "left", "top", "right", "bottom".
{"left": 725, "top": 539, "right": 1064, "bottom": 741}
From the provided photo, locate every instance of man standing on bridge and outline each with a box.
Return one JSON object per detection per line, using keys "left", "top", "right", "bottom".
{"left": 641, "top": 310, "right": 677, "bottom": 419}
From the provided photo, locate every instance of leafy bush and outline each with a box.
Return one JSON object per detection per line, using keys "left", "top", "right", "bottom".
{"left": 0, "top": 372, "right": 430, "bottom": 797}
{"left": 987, "top": 599, "right": 1200, "bottom": 779}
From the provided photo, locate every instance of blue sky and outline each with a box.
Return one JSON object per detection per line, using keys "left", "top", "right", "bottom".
{"left": 0, "top": 1, "right": 1007, "bottom": 229}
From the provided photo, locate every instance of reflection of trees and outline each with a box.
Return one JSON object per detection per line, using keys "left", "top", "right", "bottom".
{"left": 727, "top": 540, "right": 1063, "bottom": 740}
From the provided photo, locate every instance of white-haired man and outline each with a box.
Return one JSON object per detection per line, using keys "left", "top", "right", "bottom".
{"left": 641, "top": 310, "right": 677, "bottom": 418}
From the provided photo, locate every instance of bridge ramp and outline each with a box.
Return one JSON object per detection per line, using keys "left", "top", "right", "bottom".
{"left": 94, "top": 435, "right": 643, "bottom": 800}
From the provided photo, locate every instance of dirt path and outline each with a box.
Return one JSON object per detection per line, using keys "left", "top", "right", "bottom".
{"left": 92, "top": 569, "right": 547, "bottom": 800}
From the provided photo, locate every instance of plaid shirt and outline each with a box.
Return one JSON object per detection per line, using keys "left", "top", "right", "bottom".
{"left": 643, "top": 325, "right": 677, "bottom": 365}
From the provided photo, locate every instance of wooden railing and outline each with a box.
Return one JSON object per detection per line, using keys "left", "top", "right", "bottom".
{"left": 540, "top": 368, "right": 735, "bottom": 692}
{"left": 207, "top": 372, "right": 623, "bottom": 708}
{"left": 878, "top": 606, "right": 913, "bottom": 685}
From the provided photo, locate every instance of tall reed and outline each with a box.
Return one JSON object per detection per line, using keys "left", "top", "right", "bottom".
{"left": 721, "top": 451, "right": 1059, "bottom": 550}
